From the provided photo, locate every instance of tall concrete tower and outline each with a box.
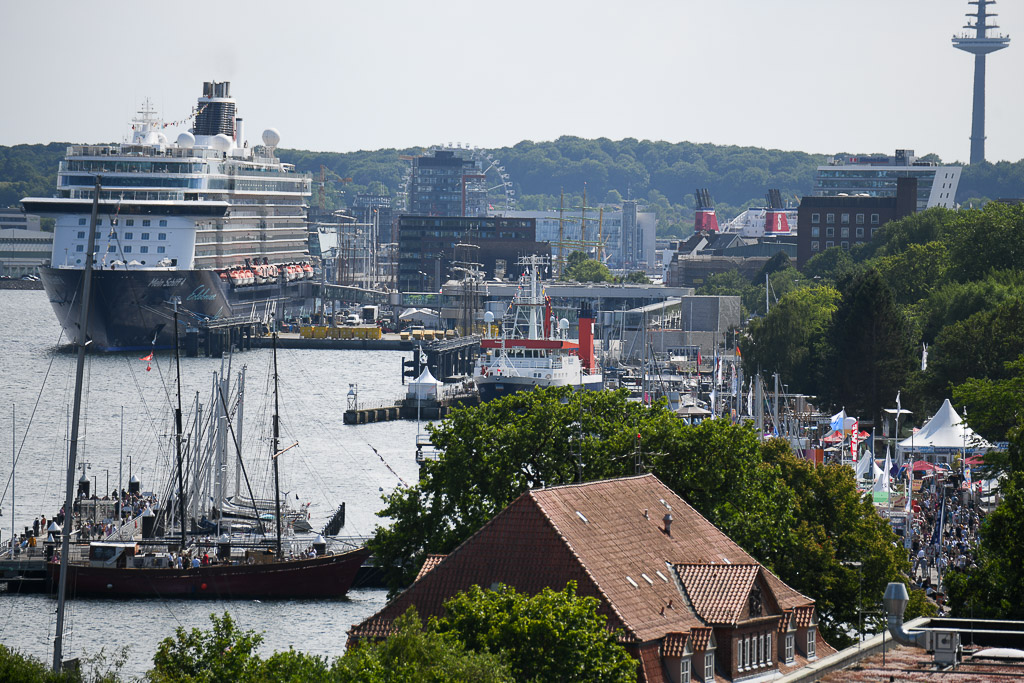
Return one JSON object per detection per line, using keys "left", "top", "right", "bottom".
{"left": 952, "top": 0, "right": 1010, "bottom": 164}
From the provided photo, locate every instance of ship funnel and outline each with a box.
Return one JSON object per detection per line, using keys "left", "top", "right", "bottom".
{"left": 694, "top": 189, "right": 719, "bottom": 233}
{"left": 193, "top": 81, "right": 236, "bottom": 138}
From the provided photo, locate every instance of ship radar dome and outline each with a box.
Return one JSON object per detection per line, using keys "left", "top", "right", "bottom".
{"left": 484, "top": 311, "right": 495, "bottom": 323}
{"left": 211, "top": 133, "right": 233, "bottom": 153}
{"left": 177, "top": 132, "right": 195, "bottom": 148}
{"left": 262, "top": 128, "right": 281, "bottom": 148}
{"left": 559, "top": 318, "right": 570, "bottom": 330}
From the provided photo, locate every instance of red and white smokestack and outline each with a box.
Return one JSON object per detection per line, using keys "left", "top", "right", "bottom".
{"left": 693, "top": 188, "right": 719, "bottom": 232}
{"left": 577, "top": 305, "right": 595, "bottom": 373}
{"left": 764, "top": 209, "right": 790, "bottom": 234}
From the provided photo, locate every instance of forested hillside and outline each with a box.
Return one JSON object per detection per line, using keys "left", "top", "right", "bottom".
{"left": 3, "top": 138, "right": 1022, "bottom": 237}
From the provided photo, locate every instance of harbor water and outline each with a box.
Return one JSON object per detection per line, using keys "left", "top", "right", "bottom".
{"left": 0, "top": 289, "right": 423, "bottom": 678}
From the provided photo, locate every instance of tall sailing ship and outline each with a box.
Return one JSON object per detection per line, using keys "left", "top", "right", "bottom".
{"left": 22, "top": 81, "right": 316, "bottom": 351}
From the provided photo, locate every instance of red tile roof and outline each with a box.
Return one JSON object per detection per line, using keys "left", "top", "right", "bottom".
{"left": 662, "top": 632, "right": 691, "bottom": 657}
{"left": 415, "top": 553, "right": 446, "bottom": 582}
{"left": 675, "top": 563, "right": 760, "bottom": 626}
{"left": 350, "top": 474, "right": 823, "bottom": 681}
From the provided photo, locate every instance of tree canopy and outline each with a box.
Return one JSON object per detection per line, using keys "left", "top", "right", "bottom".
{"left": 367, "top": 387, "right": 914, "bottom": 647}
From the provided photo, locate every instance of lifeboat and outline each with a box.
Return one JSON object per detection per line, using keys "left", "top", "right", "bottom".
{"left": 267, "top": 264, "right": 279, "bottom": 282}
{"left": 219, "top": 271, "right": 229, "bottom": 281}
{"left": 242, "top": 268, "right": 254, "bottom": 286}
{"left": 254, "top": 265, "right": 268, "bottom": 285}
{"left": 228, "top": 269, "right": 244, "bottom": 287}
{"left": 302, "top": 263, "right": 314, "bottom": 280}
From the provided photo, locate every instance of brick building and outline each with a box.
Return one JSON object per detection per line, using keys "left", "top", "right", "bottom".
{"left": 797, "top": 176, "right": 917, "bottom": 267}
{"left": 350, "top": 475, "right": 833, "bottom": 682}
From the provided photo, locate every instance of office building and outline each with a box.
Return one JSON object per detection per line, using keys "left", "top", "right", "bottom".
{"left": 407, "top": 149, "right": 488, "bottom": 217}
{"left": 398, "top": 214, "right": 543, "bottom": 292}
{"left": 813, "top": 149, "right": 960, "bottom": 212}
{"left": 0, "top": 208, "right": 50, "bottom": 277}
{"left": 797, "top": 177, "right": 917, "bottom": 266}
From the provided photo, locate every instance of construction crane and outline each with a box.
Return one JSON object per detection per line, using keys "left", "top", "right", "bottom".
{"left": 317, "top": 165, "right": 353, "bottom": 213}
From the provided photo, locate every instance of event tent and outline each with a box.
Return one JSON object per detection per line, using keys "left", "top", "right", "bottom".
{"left": 897, "top": 399, "right": 993, "bottom": 464}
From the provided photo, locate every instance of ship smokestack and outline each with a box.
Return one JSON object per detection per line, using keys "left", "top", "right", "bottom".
{"left": 193, "top": 81, "right": 236, "bottom": 138}
{"left": 693, "top": 189, "right": 719, "bottom": 233}
{"left": 577, "top": 304, "right": 595, "bottom": 373}
{"left": 763, "top": 189, "right": 790, "bottom": 234}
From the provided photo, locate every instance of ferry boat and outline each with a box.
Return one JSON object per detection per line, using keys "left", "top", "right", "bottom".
{"left": 21, "top": 81, "right": 316, "bottom": 351}
{"left": 474, "top": 255, "right": 603, "bottom": 401}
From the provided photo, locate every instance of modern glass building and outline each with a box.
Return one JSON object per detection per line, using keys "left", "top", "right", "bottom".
{"left": 813, "top": 150, "right": 961, "bottom": 212}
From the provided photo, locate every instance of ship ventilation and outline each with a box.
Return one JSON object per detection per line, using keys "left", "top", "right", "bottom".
{"left": 193, "top": 81, "right": 236, "bottom": 137}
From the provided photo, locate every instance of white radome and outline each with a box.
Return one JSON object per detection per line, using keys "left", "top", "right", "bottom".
{"left": 262, "top": 128, "right": 281, "bottom": 148}
{"left": 177, "top": 132, "right": 196, "bottom": 148}
{"left": 211, "top": 134, "right": 233, "bottom": 152}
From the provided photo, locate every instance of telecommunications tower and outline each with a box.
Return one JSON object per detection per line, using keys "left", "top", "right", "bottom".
{"left": 952, "top": 0, "right": 1010, "bottom": 164}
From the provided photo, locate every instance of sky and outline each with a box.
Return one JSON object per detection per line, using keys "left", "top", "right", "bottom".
{"left": 2, "top": 0, "right": 1022, "bottom": 163}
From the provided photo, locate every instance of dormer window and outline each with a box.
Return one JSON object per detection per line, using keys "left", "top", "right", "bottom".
{"left": 680, "top": 657, "right": 690, "bottom": 683}
{"left": 703, "top": 651, "right": 714, "bottom": 681}
{"left": 807, "top": 629, "right": 816, "bottom": 659}
{"left": 785, "top": 634, "right": 794, "bottom": 663}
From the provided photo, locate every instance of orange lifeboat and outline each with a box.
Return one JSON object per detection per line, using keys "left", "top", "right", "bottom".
{"left": 228, "top": 269, "right": 243, "bottom": 287}
{"left": 302, "top": 263, "right": 314, "bottom": 280}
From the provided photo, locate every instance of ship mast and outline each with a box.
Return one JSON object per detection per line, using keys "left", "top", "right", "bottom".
{"left": 272, "top": 332, "right": 282, "bottom": 559}
{"left": 172, "top": 298, "right": 187, "bottom": 553}
{"left": 53, "top": 177, "right": 102, "bottom": 672}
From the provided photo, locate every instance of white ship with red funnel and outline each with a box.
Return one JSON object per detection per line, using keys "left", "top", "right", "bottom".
{"left": 474, "top": 255, "right": 602, "bottom": 401}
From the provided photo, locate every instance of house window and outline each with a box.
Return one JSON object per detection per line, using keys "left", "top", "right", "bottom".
{"left": 811, "top": 227, "right": 819, "bottom": 237}
{"left": 158, "top": 233, "right": 167, "bottom": 240}
{"left": 807, "top": 630, "right": 816, "bottom": 659}
{"left": 157, "top": 246, "right": 166, "bottom": 254}
{"left": 826, "top": 226, "right": 834, "bottom": 237}
{"left": 96, "top": 219, "right": 103, "bottom": 226}
{"left": 125, "top": 232, "right": 133, "bottom": 239}
{"left": 766, "top": 633, "right": 772, "bottom": 664}
{"left": 826, "top": 240, "right": 834, "bottom": 249}
{"left": 811, "top": 213, "right": 820, "bottom": 224}
{"left": 841, "top": 241, "right": 849, "bottom": 250}
{"left": 76, "top": 245, "right": 84, "bottom": 252}
{"left": 785, "top": 634, "right": 794, "bottom": 663}
{"left": 77, "top": 231, "right": 85, "bottom": 239}
{"left": 759, "top": 634, "right": 765, "bottom": 665}
{"left": 871, "top": 213, "right": 880, "bottom": 225}
{"left": 108, "top": 245, "right": 116, "bottom": 252}
{"left": 140, "top": 246, "right": 149, "bottom": 254}
{"left": 746, "top": 636, "right": 752, "bottom": 669}
{"left": 856, "top": 227, "right": 865, "bottom": 238}
{"left": 159, "top": 219, "right": 167, "bottom": 227}
{"left": 704, "top": 652, "right": 714, "bottom": 681}
{"left": 841, "top": 227, "right": 849, "bottom": 238}
{"left": 841, "top": 213, "right": 850, "bottom": 225}
{"left": 811, "top": 241, "right": 820, "bottom": 251}
{"left": 680, "top": 657, "right": 690, "bottom": 683}
{"left": 142, "top": 219, "right": 151, "bottom": 227}
{"left": 871, "top": 227, "right": 878, "bottom": 237}
{"left": 826, "top": 213, "right": 835, "bottom": 223}
{"left": 141, "top": 233, "right": 149, "bottom": 240}
{"left": 126, "top": 219, "right": 134, "bottom": 227}
{"left": 856, "top": 213, "right": 865, "bottom": 224}
{"left": 737, "top": 641, "right": 744, "bottom": 671}
{"left": 124, "top": 246, "right": 132, "bottom": 253}
{"left": 78, "top": 218, "right": 87, "bottom": 225}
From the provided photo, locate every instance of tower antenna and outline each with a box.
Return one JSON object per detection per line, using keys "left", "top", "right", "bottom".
{"left": 952, "top": 0, "right": 1010, "bottom": 164}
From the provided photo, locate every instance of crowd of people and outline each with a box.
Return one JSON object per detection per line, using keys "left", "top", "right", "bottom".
{"left": 905, "top": 471, "right": 984, "bottom": 612}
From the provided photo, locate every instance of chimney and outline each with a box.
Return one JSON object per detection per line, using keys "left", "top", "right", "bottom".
{"left": 895, "top": 177, "right": 918, "bottom": 219}
{"left": 663, "top": 512, "right": 673, "bottom": 536}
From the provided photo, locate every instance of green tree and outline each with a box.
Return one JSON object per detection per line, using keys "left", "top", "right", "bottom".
{"left": 622, "top": 270, "right": 650, "bottom": 284}
{"left": 335, "top": 608, "right": 512, "bottom": 683}
{"left": 801, "top": 247, "right": 854, "bottom": 283}
{"left": 943, "top": 202, "right": 1024, "bottom": 283}
{"left": 430, "top": 582, "right": 636, "bottom": 683}
{"left": 821, "top": 268, "right": 916, "bottom": 425}
{"left": 367, "top": 388, "right": 675, "bottom": 590}
{"left": 149, "top": 613, "right": 262, "bottom": 682}
{"left": 952, "top": 355, "right": 1024, "bottom": 445}
{"left": 741, "top": 285, "right": 840, "bottom": 395}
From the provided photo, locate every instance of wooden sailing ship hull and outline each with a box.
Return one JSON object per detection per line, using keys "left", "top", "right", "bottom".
{"left": 46, "top": 546, "right": 369, "bottom": 599}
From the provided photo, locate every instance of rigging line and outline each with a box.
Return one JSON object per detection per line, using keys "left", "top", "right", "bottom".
{"left": 0, "top": 323, "right": 67, "bottom": 508}
{"left": 367, "top": 442, "right": 408, "bottom": 488}
{"left": 217, "top": 379, "right": 266, "bottom": 534}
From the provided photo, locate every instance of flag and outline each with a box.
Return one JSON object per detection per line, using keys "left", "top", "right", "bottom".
{"left": 964, "top": 465, "right": 972, "bottom": 488}
{"left": 830, "top": 409, "right": 847, "bottom": 433}
{"left": 710, "top": 388, "right": 717, "bottom": 414}
{"left": 896, "top": 391, "right": 901, "bottom": 413}
{"left": 931, "top": 494, "right": 945, "bottom": 547}
{"left": 921, "top": 343, "right": 928, "bottom": 371}
{"left": 735, "top": 345, "right": 742, "bottom": 358}
{"left": 140, "top": 351, "right": 153, "bottom": 372}
{"left": 747, "top": 381, "right": 754, "bottom": 417}
{"left": 874, "top": 448, "right": 892, "bottom": 494}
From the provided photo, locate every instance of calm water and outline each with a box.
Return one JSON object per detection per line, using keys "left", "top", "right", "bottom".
{"left": 0, "top": 289, "right": 424, "bottom": 678}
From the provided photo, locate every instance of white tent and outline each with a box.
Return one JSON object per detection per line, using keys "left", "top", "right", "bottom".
{"left": 873, "top": 449, "right": 892, "bottom": 494}
{"left": 407, "top": 367, "right": 442, "bottom": 400}
{"left": 897, "top": 399, "right": 993, "bottom": 463}
{"left": 855, "top": 450, "right": 882, "bottom": 481}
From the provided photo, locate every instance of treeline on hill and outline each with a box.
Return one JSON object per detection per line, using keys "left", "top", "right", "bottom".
{"left": 4, "top": 139, "right": 1022, "bottom": 238}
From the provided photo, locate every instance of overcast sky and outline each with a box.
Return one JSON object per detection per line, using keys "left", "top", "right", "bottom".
{"left": 2, "top": 0, "right": 1021, "bottom": 163}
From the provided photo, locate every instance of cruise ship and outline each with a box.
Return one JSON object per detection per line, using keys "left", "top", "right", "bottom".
{"left": 474, "top": 255, "right": 603, "bottom": 401}
{"left": 21, "top": 81, "right": 316, "bottom": 351}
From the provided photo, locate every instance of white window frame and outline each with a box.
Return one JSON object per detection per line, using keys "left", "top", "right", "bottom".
{"left": 759, "top": 633, "right": 765, "bottom": 665}
{"left": 766, "top": 633, "right": 772, "bottom": 664}
{"left": 785, "top": 634, "right": 794, "bottom": 663}
{"left": 680, "top": 657, "right": 690, "bottom": 683}
{"left": 704, "top": 651, "right": 714, "bottom": 681}
{"left": 807, "top": 630, "right": 816, "bottom": 659}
